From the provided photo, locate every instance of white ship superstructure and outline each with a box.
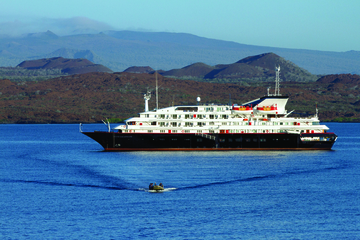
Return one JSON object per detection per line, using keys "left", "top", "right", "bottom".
{"left": 115, "top": 95, "right": 328, "bottom": 137}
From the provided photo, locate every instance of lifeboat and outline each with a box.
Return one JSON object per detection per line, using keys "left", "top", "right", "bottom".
{"left": 231, "top": 105, "right": 253, "bottom": 114}
{"left": 255, "top": 104, "right": 279, "bottom": 114}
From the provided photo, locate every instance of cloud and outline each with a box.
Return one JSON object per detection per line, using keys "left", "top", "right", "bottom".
{"left": 0, "top": 17, "right": 115, "bottom": 37}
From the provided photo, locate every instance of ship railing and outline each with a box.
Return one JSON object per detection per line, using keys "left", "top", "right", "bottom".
{"left": 195, "top": 133, "right": 216, "bottom": 141}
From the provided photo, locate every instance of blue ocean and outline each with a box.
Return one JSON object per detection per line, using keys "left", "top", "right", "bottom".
{"left": 0, "top": 123, "right": 359, "bottom": 239}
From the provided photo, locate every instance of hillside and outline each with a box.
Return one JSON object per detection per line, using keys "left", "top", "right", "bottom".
{"left": 0, "top": 72, "right": 359, "bottom": 123}
{"left": 17, "top": 57, "right": 113, "bottom": 75}
{"left": 0, "top": 30, "right": 359, "bottom": 74}
{"left": 160, "top": 53, "right": 317, "bottom": 82}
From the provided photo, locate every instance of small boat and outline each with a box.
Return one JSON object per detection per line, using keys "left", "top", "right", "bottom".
{"left": 149, "top": 183, "right": 164, "bottom": 191}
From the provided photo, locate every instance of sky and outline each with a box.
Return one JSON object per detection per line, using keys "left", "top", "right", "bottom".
{"left": 0, "top": 0, "right": 359, "bottom": 52}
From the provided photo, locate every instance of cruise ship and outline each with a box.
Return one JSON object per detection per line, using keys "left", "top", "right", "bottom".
{"left": 81, "top": 67, "right": 337, "bottom": 151}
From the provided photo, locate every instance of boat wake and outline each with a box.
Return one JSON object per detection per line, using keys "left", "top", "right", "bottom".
{"left": 0, "top": 178, "right": 134, "bottom": 191}
{"left": 174, "top": 164, "right": 345, "bottom": 191}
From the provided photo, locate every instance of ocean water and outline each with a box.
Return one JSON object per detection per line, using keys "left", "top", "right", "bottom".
{"left": 0, "top": 123, "right": 359, "bottom": 239}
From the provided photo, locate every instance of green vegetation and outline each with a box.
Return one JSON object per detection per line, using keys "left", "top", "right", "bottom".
{"left": 0, "top": 67, "right": 66, "bottom": 82}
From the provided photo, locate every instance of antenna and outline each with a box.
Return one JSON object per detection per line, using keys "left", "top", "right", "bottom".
{"left": 274, "top": 65, "right": 281, "bottom": 96}
{"left": 144, "top": 91, "right": 151, "bottom": 112}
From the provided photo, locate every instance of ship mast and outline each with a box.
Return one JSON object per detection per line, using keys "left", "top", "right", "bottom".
{"left": 156, "top": 71, "right": 159, "bottom": 110}
{"left": 274, "top": 65, "right": 281, "bottom": 96}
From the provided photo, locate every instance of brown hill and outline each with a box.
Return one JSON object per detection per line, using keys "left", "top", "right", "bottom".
{"left": 123, "top": 66, "right": 154, "bottom": 74}
{"left": 163, "top": 62, "right": 214, "bottom": 78}
{"left": 0, "top": 72, "right": 359, "bottom": 123}
{"left": 317, "top": 74, "right": 360, "bottom": 84}
{"left": 17, "top": 57, "right": 113, "bottom": 75}
{"left": 161, "top": 53, "right": 317, "bottom": 82}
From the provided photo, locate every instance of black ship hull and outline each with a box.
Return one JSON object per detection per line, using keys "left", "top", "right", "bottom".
{"left": 82, "top": 132, "right": 337, "bottom": 151}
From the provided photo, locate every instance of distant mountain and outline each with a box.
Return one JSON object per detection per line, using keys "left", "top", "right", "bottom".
{"left": 23, "top": 30, "right": 59, "bottom": 39}
{"left": 160, "top": 53, "right": 317, "bottom": 82}
{"left": 17, "top": 57, "right": 113, "bottom": 75}
{"left": 34, "top": 48, "right": 102, "bottom": 63}
{"left": 0, "top": 30, "right": 360, "bottom": 74}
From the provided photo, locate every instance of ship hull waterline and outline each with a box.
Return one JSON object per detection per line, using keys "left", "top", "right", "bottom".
{"left": 82, "top": 132, "right": 337, "bottom": 151}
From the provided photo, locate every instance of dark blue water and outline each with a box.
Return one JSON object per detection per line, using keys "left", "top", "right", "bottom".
{"left": 0, "top": 123, "right": 359, "bottom": 239}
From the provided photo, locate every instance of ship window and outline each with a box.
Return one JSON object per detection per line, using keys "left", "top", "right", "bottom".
{"left": 148, "top": 130, "right": 153, "bottom": 133}
{"left": 210, "top": 115, "right": 214, "bottom": 119}
{"left": 173, "top": 130, "right": 178, "bottom": 133}
{"left": 171, "top": 122, "right": 177, "bottom": 127}
{"left": 235, "top": 138, "right": 242, "bottom": 142}
{"left": 253, "top": 138, "right": 258, "bottom": 142}
{"left": 159, "top": 138, "right": 165, "bottom": 141}
{"left": 219, "top": 139, "right": 225, "bottom": 142}
{"left": 151, "top": 122, "right": 156, "bottom": 126}
{"left": 172, "top": 114, "right": 177, "bottom": 119}
{"left": 209, "top": 122, "right": 214, "bottom": 125}
{"left": 160, "top": 130, "right": 165, "bottom": 133}
{"left": 172, "top": 138, "right": 177, "bottom": 141}
{"left": 185, "top": 130, "right": 190, "bottom": 133}
{"left": 245, "top": 138, "right": 251, "bottom": 142}
{"left": 260, "top": 138, "right": 266, "bottom": 142}
{"left": 160, "top": 114, "right": 165, "bottom": 119}
{"left": 185, "top": 114, "right": 190, "bottom": 119}
{"left": 197, "top": 130, "right": 202, "bottom": 133}
{"left": 197, "top": 139, "right": 203, "bottom": 142}
{"left": 280, "top": 122, "right": 283, "bottom": 125}
{"left": 222, "top": 122, "right": 227, "bottom": 125}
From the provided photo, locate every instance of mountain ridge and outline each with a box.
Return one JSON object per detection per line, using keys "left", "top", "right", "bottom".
{"left": 156, "top": 53, "right": 317, "bottom": 82}
{"left": 0, "top": 30, "right": 359, "bottom": 74}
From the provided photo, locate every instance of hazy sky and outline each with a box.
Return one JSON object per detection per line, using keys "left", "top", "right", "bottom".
{"left": 1, "top": 0, "right": 359, "bottom": 52}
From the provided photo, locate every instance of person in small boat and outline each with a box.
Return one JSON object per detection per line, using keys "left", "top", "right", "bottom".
{"left": 149, "top": 183, "right": 154, "bottom": 190}
{"left": 159, "top": 183, "right": 164, "bottom": 188}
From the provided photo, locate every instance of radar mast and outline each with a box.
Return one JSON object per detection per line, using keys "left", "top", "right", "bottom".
{"left": 274, "top": 65, "right": 281, "bottom": 96}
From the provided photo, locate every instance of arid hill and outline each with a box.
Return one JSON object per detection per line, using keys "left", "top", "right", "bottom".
{"left": 159, "top": 53, "right": 317, "bottom": 82}
{"left": 0, "top": 72, "right": 359, "bottom": 123}
{"left": 17, "top": 57, "right": 113, "bottom": 75}
{"left": 123, "top": 66, "right": 154, "bottom": 74}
